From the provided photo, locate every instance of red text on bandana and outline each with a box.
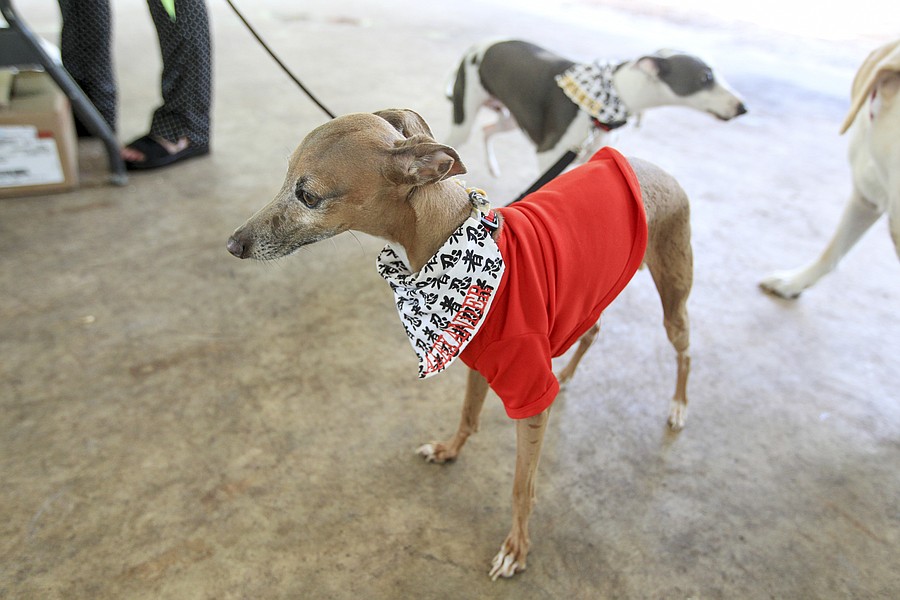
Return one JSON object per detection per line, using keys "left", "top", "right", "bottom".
{"left": 423, "top": 283, "right": 494, "bottom": 375}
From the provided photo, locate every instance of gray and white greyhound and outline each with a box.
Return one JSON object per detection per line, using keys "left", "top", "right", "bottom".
{"left": 447, "top": 39, "right": 747, "bottom": 177}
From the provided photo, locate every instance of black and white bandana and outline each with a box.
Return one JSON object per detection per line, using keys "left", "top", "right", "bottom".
{"left": 555, "top": 61, "right": 629, "bottom": 127}
{"left": 376, "top": 188, "right": 505, "bottom": 379}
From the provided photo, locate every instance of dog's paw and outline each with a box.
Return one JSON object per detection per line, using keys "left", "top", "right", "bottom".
{"left": 489, "top": 542, "right": 527, "bottom": 580}
{"left": 416, "top": 442, "right": 457, "bottom": 464}
{"left": 759, "top": 273, "right": 804, "bottom": 299}
{"left": 667, "top": 400, "right": 687, "bottom": 432}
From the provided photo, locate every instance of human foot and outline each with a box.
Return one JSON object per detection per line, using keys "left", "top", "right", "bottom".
{"left": 122, "top": 135, "right": 208, "bottom": 170}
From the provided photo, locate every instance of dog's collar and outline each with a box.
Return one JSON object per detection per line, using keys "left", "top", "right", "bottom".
{"left": 463, "top": 185, "right": 501, "bottom": 236}
{"left": 591, "top": 117, "right": 627, "bottom": 132}
{"left": 556, "top": 61, "right": 629, "bottom": 129}
{"left": 376, "top": 185, "right": 505, "bottom": 379}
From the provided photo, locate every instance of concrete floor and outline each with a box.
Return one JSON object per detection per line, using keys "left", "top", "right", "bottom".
{"left": 3, "top": 1, "right": 899, "bottom": 598}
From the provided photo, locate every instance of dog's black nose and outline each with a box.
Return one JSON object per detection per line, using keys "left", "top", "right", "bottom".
{"left": 736, "top": 102, "right": 748, "bottom": 116}
{"left": 226, "top": 236, "right": 246, "bottom": 258}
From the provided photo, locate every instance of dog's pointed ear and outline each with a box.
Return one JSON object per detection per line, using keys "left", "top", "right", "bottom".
{"left": 386, "top": 134, "right": 467, "bottom": 186}
{"left": 635, "top": 55, "right": 669, "bottom": 77}
{"left": 375, "top": 108, "right": 436, "bottom": 139}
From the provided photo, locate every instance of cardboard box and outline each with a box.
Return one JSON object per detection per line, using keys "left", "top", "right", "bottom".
{"left": 0, "top": 71, "right": 78, "bottom": 198}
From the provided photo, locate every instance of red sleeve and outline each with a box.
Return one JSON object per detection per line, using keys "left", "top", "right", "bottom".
{"left": 472, "top": 334, "right": 559, "bottom": 419}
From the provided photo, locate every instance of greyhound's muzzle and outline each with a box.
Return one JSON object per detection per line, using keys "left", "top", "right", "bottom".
{"left": 226, "top": 235, "right": 248, "bottom": 259}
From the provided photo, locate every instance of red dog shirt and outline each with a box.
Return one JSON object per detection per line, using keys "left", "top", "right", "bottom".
{"left": 460, "top": 146, "right": 648, "bottom": 419}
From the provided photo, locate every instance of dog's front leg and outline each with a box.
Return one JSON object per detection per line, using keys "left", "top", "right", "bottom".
{"left": 489, "top": 408, "right": 550, "bottom": 580}
{"left": 889, "top": 189, "right": 900, "bottom": 260}
{"left": 760, "top": 189, "right": 883, "bottom": 298}
{"left": 417, "top": 369, "right": 489, "bottom": 463}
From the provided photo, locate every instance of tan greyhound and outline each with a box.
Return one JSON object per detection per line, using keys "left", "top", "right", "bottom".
{"left": 227, "top": 109, "right": 693, "bottom": 580}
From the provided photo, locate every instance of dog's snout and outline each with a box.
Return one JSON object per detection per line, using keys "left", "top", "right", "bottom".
{"left": 226, "top": 235, "right": 247, "bottom": 259}
{"left": 715, "top": 101, "right": 748, "bottom": 121}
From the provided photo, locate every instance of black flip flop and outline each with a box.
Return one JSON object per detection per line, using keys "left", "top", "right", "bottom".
{"left": 123, "top": 135, "right": 210, "bottom": 171}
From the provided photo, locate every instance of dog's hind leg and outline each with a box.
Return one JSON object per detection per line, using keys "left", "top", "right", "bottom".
{"left": 556, "top": 320, "right": 600, "bottom": 387}
{"left": 646, "top": 241, "right": 692, "bottom": 431}
{"left": 760, "top": 189, "right": 883, "bottom": 298}
{"left": 633, "top": 158, "right": 693, "bottom": 431}
{"left": 482, "top": 103, "right": 517, "bottom": 177}
{"left": 489, "top": 407, "right": 550, "bottom": 580}
{"left": 417, "top": 369, "right": 489, "bottom": 463}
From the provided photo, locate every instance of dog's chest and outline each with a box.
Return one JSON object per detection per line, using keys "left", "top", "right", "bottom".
{"left": 555, "top": 61, "right": 628, "bottom": 127}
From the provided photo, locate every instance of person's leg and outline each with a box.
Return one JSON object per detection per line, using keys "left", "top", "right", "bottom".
{"left": 57, "top": 0, "right": 117, "bottom": 133}
{"left": 147, "top": 0, "right": 211, "bottom": 147}
{"left": 123, "top": 0, "right": 212, "bottom": 165}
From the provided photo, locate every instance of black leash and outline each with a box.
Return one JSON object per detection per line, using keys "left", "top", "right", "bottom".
{"left": 511, "top": 150, "right": 578, "bottom": 203}
{"left": 511, "top": 116, "right": 627, "bottom": 203}
{"left": 223, "top": 0, "right": 337, "bottom": 119}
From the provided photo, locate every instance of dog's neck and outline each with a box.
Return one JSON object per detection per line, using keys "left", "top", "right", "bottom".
{"left": 611, "top": 61, "right": 662, "bottom": 114}
{"left": 387, "top": 180, "right": 472, "bottom": 273}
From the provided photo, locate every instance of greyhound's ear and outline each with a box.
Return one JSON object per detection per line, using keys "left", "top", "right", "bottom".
{"left": 386, "top": 134, "right": 467, "bottom": 186}
{"left": 879, "top": 71, "right": 900, "bottom": 101}
{"left": 635, "top": 56, "right": 669, "bottom": 78}
{"left": 375, "top": 108, "right": 436, "bottom": 139}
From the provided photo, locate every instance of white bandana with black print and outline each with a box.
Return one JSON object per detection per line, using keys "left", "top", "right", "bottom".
{"left": 376, "top": 189, "right": 505, "bottom": 379}
{"left": 555, "top": 61, "right": 629, "bottom": 126}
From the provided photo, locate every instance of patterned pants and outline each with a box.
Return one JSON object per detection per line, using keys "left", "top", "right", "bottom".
{"left": 57, "top": 0, "right": 212, "bottom": 147}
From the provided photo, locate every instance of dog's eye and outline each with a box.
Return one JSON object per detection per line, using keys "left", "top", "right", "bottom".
{"left": 700, "top": 69, "right": 714, "bottom": 86}
{"left": 294, "top": 181, "right": 321, "bottom": 208}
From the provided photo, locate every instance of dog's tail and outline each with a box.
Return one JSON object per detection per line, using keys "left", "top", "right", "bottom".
{"left": 447, "top": 46, "right": 482, "bottom": 127}
{"left": 445, "top": 63, "right": 460, "bottom": 102}
{"left": 446, "top": 44, "right": 482, "bottom": 99}
{"left": 450, "top": 60, "right": 467, "bottom": 125}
